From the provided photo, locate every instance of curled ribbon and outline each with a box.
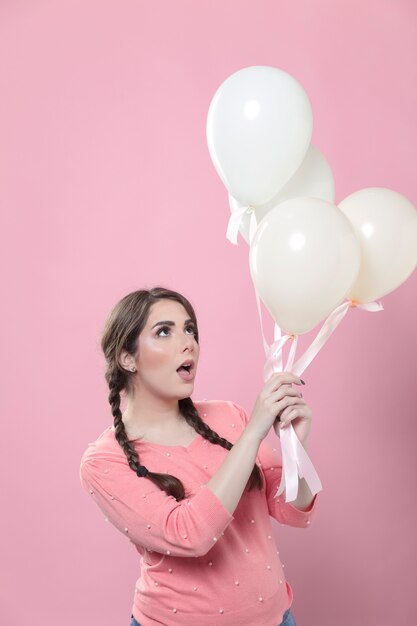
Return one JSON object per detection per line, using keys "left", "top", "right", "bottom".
{"left": 255, "top": 289, "right": 384, "bottom": 502}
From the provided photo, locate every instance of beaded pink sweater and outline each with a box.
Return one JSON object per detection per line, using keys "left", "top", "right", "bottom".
{"left": 79, "top": 400, "right": 320, "bottom": 626}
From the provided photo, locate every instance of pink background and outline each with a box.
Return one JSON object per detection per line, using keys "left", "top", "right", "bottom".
{"left": 1, "top": 1, "right": 416, "bottom": 624}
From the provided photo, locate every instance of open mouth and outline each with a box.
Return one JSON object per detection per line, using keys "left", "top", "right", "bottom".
{"left": 176, "top": 363, "right": 195, "bottom": 380}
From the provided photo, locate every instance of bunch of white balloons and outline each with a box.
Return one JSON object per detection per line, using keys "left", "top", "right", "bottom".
{"left": 206, "top": 65, "right": 417, "bottom": 336}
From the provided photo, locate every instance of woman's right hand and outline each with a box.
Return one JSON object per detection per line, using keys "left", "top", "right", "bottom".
{"left": 245, "top": 371, "right": 304, "bottom": 442}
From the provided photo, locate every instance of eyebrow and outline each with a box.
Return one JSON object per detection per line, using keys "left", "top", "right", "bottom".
{"left": 151, "top": 318, "right": 194, "bottom": 329}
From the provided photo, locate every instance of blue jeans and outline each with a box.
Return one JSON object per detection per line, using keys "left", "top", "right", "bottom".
{"left": 130, "top": 606, "right": 296, "bottom": 625}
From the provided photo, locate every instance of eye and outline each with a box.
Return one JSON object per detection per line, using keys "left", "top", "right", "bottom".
{"left": 156, "top": 324, "right": 197, "bottom": 337}
{"left": 156, "top": 325, "right": 171, "bottom": 337}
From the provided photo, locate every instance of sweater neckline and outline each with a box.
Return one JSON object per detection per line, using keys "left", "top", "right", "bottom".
{"left": 135, "top": 432, "right": 202, "bottom": 451}
{"left": 108, "top": 426, "right": 202, "bottom": 452}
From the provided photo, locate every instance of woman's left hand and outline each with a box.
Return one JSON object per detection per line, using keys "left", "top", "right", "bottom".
{"left": 272, "top": 384, "right": 312, "bottom": 444}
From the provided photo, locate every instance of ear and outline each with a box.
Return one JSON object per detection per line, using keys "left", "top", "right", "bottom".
{"left": 119, "top": 349, "right": 135, "bottom": 372}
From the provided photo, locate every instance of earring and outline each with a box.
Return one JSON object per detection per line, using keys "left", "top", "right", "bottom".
{"left": 131, "top": 367, "right": 136, "bottom": 373}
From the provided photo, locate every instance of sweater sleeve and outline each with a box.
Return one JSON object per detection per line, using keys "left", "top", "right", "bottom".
{"left": 79, "top": 453, "right": 235, "bottom": 558}
{"left": 230, "top": 401, "right": 320, "bottom": 528}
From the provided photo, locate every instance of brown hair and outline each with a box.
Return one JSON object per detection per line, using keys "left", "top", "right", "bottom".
{"left": 100, "top": 286, "right": 263, "bottom": 501}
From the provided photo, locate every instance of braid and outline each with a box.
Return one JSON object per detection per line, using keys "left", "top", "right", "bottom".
{"left": 108, "top": 370, "right": 139, "bottom": 472}
{"left": 101, "top": 288, "right": 263, "bottom": 502}
{"left": 180, "top": 397, "right": 264, "bottom": 492}
{"left": 107, "top": 368, "right": 194, "bottom": 501}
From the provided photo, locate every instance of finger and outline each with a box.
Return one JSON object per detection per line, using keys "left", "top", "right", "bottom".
{"left": 280, "top": 406, "right": 308, "bottom": 428}
{"left": 278, "top": 401, "right": 306, "bottom": 422}
{"left": 271, "top": 385, "right": 301, "bottom": 402}
{"left": 279, "top": 383, "right": 295, "bottom": 393}
{"left": 266, "top": 371, "right": 304, "bottom": 394}
{"left": 273, "top": 394, "right": 304, "bottom": 419}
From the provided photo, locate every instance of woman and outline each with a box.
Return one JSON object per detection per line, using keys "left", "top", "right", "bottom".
{"left": 79, "top": 287, "right": 319, "bottom": 626}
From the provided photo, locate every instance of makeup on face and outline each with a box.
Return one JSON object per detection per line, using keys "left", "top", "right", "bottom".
{"left": 138, "top": 301, "right": 199, "bottom": 385}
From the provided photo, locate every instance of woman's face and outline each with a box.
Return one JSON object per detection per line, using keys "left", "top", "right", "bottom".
{"left": 134, "top": 299, "right": 199, "bottom": 400}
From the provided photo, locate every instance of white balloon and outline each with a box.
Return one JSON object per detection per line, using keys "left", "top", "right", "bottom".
{"left": 229, "top": 144, "right": 335, "bottom": 244}
{"left": 249, "top": 197, "right": 361, "bottom": 334}
{"left": 262, "top": 143, "right": 335, "bottom": 210}
{"left": 207, "top": 65, "right": 312, "bottom": 206}
{"left": 338, "top": 187, "right": 417, "bottom": 302}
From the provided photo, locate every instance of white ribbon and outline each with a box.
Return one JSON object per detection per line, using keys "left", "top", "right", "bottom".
{"left": 255, "top": 290, "right": 384, "bottom": 501}
{"left": 226, "top": 204, "right": 258, "bottom": 245}
{"left": 225, "top": 198, "right": 384, "bottom": 502}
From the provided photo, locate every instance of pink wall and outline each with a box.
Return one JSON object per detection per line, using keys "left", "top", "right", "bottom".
{"left": 1, "top": 1, "right": 416, "bottom": 624}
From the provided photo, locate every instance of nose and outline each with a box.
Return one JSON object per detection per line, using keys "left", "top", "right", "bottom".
{"left": 182, "top": 333, "right": 195, "bottom": 352}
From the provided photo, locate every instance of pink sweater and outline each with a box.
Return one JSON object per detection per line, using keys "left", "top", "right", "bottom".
{"left": 80, "top": 400, "right": 320, "bottom": 626}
